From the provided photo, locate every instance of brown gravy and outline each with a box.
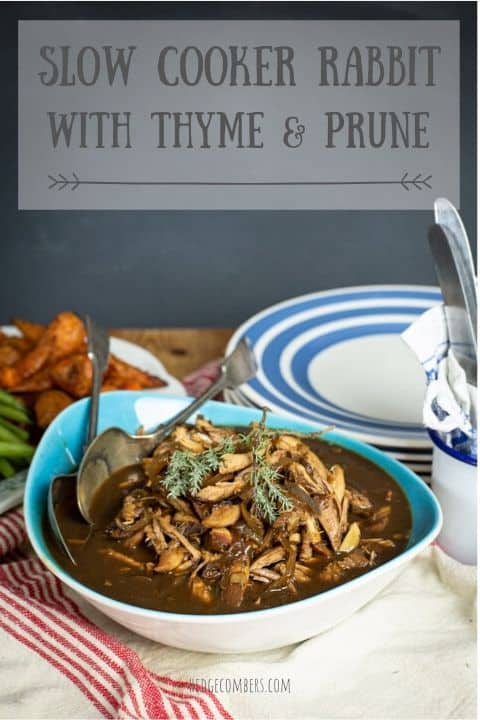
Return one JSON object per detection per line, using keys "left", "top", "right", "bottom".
{"left": 44, "top": 437, "right": 411, "bottom": 614}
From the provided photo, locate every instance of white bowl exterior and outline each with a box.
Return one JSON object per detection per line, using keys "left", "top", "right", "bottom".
{"left": 86, "top": 563, "right": 404, "bottom": 653}
{"left": 431, "top": 445, "right": 477, "bottom": 565}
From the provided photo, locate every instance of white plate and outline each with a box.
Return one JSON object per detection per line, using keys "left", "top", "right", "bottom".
{"left": 224, "top": 387, "right": 433, "bottom": 479}
{"left": 225, "top": 386, "right": 433, "bottom": 451}
{"left": 226, "top": 285, "right": 441, "bottom": 448}
{"left": 1, "top": 326, "right": 185, "bottom": 397}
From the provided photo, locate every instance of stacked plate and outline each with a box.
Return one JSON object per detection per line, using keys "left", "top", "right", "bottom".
{"left": 225, "top": 285, "right": 442, "bottom": 481}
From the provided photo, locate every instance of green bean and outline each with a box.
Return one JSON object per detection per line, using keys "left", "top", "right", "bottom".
{"left": 0, "top": 441, "right": 35, "bottom": 460}
{"left": 0, "top": 403, "right": 32, "bottom": 425}
{"left": 0, "top": 424, "right": 21, "bottom": 443}
{"left": 0, "top": 458, "right": 16, "bottom": 478}
{"left": 0, "top": 390, "right": 27, "bottom": 411}
{"left": 0, "top": 417, "right": 29, "bottom": 441}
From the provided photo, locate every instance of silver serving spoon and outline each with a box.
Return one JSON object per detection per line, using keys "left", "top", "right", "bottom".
{"left": 76, "top": 337, "right": 257, "bottom": 524}
{"left": 47, "top": 316, "right": 110, "bottom": 564}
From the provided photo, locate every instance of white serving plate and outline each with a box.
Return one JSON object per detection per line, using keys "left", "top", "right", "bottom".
{"left": 226, "top": 285, "right": 441, "bottom": 448}
{"left": 224, "top": 387, "right": 433, "bottom": 480}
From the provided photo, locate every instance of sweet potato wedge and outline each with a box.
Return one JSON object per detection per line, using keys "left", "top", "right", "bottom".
{"left": 0, "top": 343, "right": 51, "bottom": 388}
{"left": 34, "top": 390, "right": 73, "bottom": 429}
{"left": 0, "top": 344, "right": 22, "bottom": 368}
{"left": 10, "top": 368, "right": 53, "bottom": 393}
{"left": 0, "top": 312, "right": 86, "bottom": 388}
{"left": 4, "top": 337, "right": 33, "bottom": 353}
{"left": 49, "top": 353, "right": 93, "bottom": 398}
{"left": 104, "top": 354, "right": 165, "bottom": 390}
{"left": 45, "top": 312, "right": 86, "bottom": 361}
{"left": 11, "top": 318, "right": 45, "bottom": 343}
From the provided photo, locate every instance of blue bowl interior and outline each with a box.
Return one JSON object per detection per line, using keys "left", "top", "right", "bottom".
{"left": 25, "top": 392, "right": 442, "bottom": 613}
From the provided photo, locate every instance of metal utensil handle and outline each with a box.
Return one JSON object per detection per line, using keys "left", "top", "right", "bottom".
{"left": 0, "top": 469, "right": 28, "bottom": 515}
{"left": 434, "top": 198, "right": 476, "bottom": 279}
{"left": 87, "top": 355, "right": 102, "bottom": 445}
{"left": 149, "top": 370, "right": 227, "bottom": 443}
{"left": 428, "top": 224, "right": 477, "bottom": 385}
{"left": 434, "top": 199, "right": 477, "bottom": 346}
{"left": 85, "top": 315, "right": 110, "bottom": 446}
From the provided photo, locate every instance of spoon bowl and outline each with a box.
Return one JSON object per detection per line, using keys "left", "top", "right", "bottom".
{"left": 76, "top": 428, "right": 155, "bottom": 523}
{"left": 47, "top": 470, "right": 78, "bottom": 564}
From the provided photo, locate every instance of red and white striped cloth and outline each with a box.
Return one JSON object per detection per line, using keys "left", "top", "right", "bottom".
{"left": 0, "top": 509, "right": 232, "bottom": 720}
{"left": 0, "top": 363, "right": 233, "bottom": 720}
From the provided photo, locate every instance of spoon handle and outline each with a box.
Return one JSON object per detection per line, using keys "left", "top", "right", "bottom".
{"left": 0, "top": 469, "right": 28, "bottom": 515}
{"left": 85, "top": 316, "right": 110, "bottom": 446}
{"left": 148, "top": 368, "right": 227, "bottom": 444}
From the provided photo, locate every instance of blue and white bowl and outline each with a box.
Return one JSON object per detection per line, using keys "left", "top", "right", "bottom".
{"left": 24, "top": 393, "right": 442, "bottom": 653}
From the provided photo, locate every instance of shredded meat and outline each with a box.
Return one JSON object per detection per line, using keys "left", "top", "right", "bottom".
{"left": 103, "top": 416, "right": 397, "bottom": 608}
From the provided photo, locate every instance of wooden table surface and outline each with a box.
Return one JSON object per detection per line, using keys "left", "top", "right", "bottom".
{"left": 112, "top": 328, "right": 234, "bottom": 379}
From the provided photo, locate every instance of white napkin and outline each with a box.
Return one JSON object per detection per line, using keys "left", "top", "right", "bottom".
{"left": 402, "top": 305, "right": 476, "bottom": 456}
{"left": 3, "top": 546, "right": 473, "bottom": 720}
{"left": 103, "top": 546, "right": 477, "bottom": 720}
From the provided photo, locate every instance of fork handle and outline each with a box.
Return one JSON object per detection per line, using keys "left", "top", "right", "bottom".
{"left": 85, "top": 315, "right": 110, "bottom": 446}
{"left": 87, "top": 354, "right": 103, "bottom": 445}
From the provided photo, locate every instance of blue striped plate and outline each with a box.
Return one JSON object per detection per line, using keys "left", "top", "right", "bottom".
{"left": 226, "top": 285, "right": 441, "bottom": 449}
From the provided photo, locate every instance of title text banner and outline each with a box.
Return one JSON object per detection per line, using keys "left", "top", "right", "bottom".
{"left": 18, "top": 20, "right": 459, "bottom": 209}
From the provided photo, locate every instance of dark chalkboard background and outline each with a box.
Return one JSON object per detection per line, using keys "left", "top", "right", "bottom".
{"left": 1, "top": 2, "right": 476, "bottom": 328}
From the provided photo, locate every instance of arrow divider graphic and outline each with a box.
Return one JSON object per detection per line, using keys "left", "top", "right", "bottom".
{"left": 47, "top": 172, "right": 433, "bottom": 192}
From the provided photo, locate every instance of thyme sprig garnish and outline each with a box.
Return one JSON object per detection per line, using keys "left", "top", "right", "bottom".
{"left": 240, "top": 411, "right": 293, "bottom": 523}
{"left": 162, "top": 437, "right": 235, "bottom": 498}
{"left": 160, "top": 413, "right": 334, "bottom": 521}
